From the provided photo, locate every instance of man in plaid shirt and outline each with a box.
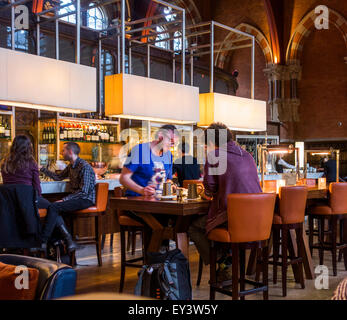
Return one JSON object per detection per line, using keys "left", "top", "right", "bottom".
{"left": 40, "top": 142, "right": 96, "bottom": 252}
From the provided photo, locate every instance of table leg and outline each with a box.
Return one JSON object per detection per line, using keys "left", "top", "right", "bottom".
{"left": 176, "top": 232, "right": 189, "bottom": 259}
{"left": 290, "top": 228, "right": 314, "bottom": 279}
{"left": 135, "top": 213, "right": 164, "bottom": 253}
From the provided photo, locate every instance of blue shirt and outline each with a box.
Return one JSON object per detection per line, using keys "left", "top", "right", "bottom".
{"left": 124, "top": 143, "right": 173, "bottom": 196}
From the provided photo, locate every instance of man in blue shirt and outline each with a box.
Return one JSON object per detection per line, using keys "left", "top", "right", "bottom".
{"left": 119, "top": 124, "right": 179, "bottom": 252}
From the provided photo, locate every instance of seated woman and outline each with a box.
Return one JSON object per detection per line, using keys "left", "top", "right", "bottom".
{"left": 1, "top": 135, "right": 74, "bottom": 251}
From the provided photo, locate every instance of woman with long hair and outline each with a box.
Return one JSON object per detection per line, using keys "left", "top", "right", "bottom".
{"left": 1, "top": 135, "right": 76, "bottom": 251}
{"left": 1, "top": 135, "right": 47, "bottom": 207}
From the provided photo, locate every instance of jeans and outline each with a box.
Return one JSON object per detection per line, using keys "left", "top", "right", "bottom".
{"left": 41, "top": 198, "right": 94, "bottom": 242}
{"left": 188, "top": 215, "right": 228, "bottom": 265}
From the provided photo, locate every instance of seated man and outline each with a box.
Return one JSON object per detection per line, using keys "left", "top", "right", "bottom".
{"left": 40, "top": 142, "right": 96, "bottom": 252}
{"left": 188, "top": 122, "right": 262, "bottom": 276}
{"left": 173, "top": 142, "right": 201, "bottom": 187}
{"left": 119, "top": 124, "right": 179, "bottom": 252}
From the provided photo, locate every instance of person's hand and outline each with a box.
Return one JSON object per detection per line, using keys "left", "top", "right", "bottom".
{"left": 200, "top": 191, "right": 212, "bottom": 200}
{"left": 142, "top": 185, "right": 156, "bottom": 196}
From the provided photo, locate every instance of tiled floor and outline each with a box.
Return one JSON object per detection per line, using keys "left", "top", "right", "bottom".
{"left": 74, "top": 233, "right": 347, "bottom": 300}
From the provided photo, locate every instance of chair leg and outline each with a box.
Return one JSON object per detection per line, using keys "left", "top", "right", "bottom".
{"left": 110, "top": 234, "right": 114, "bottom": 251}
{"left": 209, "top": 241, "right": 217, "bottom": 300}
{"left": 95, "top": 215, "right": 102, "bottom": 267}
{"left": 262, "top": 245, "right": 269, "bottom": 300}
{"left": 331, "top": 216, "right": 337, "bottom": 276}
{"left": 240, "top": 247, "right": 246, "bottom": 300}
{"left": 282, "top": 227, "right": 288, "bottom": 297}
{"left": 272, "top": 227, "right": 280, "bottom": 285}
{"left": 196, "top": 255, "right": 203, "bottom": 286}
{"left": 255, "top": 248, "right": 262, "bottom": 282}
{"left": 338, "top": 220, "right": 343, "bottom": 262}
{"left": 318, "top": 218, "right": 324, "bottom": 265}
{"left": 101, "top": 235, "right": 106, "bottom": 251}
{"left": 232, "top": 244, "right": 239, "bottom": 300}
{"left": 127, "top": 231, "right": 132, "bottom": 252}
{"left": 296, "top": 226, "right": 305, "bottom": 289}
{"left": 119, "top": 227, "right": 126, "bottom": 293}
{"left": 308, "top": 215, "right": 314, "bottom": 255}
{"left": 131, "top": 231, "right": 137, "bottom": 255}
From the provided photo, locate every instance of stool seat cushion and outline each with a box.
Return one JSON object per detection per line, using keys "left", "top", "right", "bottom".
{"left": 119, "top": 216, "right": 144, "bottom": 227}
{"left": 38, "top": 209, "right": 47, "bottom": 218}
{"left": 75, "top": 206, "right": 99, "bottom": 214}
{"left": 273, "top": 214, "right": 283, "bottom": 225}
{"left": 310, "top": 206, "right": 333, "bottom": 215}
{"left": 207, "top": 228, "right": 231, "bottom": 243}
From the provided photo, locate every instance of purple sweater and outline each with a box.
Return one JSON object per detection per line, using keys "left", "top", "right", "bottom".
{"left": 1, "top": 161, "right": 42, "bottom": 196}
{"left": 203, "top": 141, "right": 262, "bottom": 234}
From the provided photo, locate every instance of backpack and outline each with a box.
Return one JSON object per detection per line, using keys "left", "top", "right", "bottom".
{"left": 134, "top": 249, "right": 192, "bottom": 300}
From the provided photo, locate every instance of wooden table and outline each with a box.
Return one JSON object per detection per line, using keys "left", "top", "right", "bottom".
{"left": 109, "top": 196, "right": 210, "bottom": 258}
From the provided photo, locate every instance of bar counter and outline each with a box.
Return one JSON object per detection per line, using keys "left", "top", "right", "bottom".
{"left": 40, "top": 176, "right": 121, "bottom": 194}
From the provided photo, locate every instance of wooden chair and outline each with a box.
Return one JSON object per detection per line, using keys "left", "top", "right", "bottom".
{"left": 114, "top": 186, "right": 147, "bottom": 293}
{"left": 270, "top": 186, "right": 308, "bottom": 297}
{"left": 208, "top": 193, "right": 276, "bottom": 300}
{"left": 308, "top": 182, "right": 347, "bottom": 276}
{"left": 68, "top": 183, "right": 109, "bottom": 267}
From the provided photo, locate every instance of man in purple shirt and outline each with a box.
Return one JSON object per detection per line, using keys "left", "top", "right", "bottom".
{"left": 188, "top": 122, "right": 262, "bottom": 270}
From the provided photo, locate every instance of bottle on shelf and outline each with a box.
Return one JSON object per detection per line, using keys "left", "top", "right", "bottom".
{"left": 60, "top": 123, "right": 65, "bottom": 140}
{"left": 0, "top": 116, "right": 5, "bottom": 138}
{"left": 109, "top": 128, "right": 115, "bottom": 143}
{"left": 4, "top": 120, "right": 10, "bottom": 139}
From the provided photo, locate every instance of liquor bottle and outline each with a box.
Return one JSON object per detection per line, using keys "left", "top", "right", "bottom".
{"left": 63, "top": 123, "right": 67, "bottom": 140}
{"left": 67, "top": 123, "right": 72, "bottom": 141}
{"left": 42, "top": 124, "right": 46, "bottom": 143}
{"left": 80, "top": 123, "right": 84, "bottom": 141}
{"left": 104, "top": 126, "right": 109, "bottom": 143}
{"left": 109, "top": 128, "right": 114, "bottom": 143}
{"left": 0, "top": 116, "right": 5, "bottom": 138}
{"left": 4, "top": 120, "right": 10, "bottom": 139}
{"left": 60, "top": 123, "right": 64, "bottom": 140}
{"left": 86, "top": 125, "right": 91, "bottom": 142}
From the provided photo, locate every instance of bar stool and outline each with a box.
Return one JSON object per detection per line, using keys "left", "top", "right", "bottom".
{"left": 69, "top": 183, "right": 109, "bottom": 267}
{"left": 183, "top": 179, "right": 204, "bottom": 286}
{"left": 308, "top": 182, "right": 347, "bottom": 276}
{"left": 271, "top": 186, "right": 308, "bottom": 297}
{"left": 208, "top": 193, "right": 276, "bottom": 300}
{"left": 114, "top": 187, "right": 147, "bottom": 293}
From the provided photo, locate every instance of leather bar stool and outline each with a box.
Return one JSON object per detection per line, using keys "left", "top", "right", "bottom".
{"left": 208, "top": 193, "right": 276, "bottom": 300}
{"left": 114, "top": 187, "right": 147, "bottom": 293}
{"left": 270, "top": 186, "right": 308, "bottom": 297}
{"left": 68, "top": 183, "right": 109, "bottom": 267}
{"left": 38, "top": 209, "right": 47, "bottom": 219}
{"left": 308, "top": 182, "right": 347, "bottom": 276}
{"left": 183, "top": 179, "right": 204, "bottom": 286}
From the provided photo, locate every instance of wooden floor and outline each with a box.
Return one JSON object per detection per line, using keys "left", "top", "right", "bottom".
{"left": 74, "top": 233, "right": 347, "bottom": 300}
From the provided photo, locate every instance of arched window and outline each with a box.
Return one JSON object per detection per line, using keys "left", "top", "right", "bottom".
{"left": 59, "top": 0, "right": 76, "bottom": 24}
{"left": 58, "top": 1, "right": 107, "bottom": 30}
{"left": 154, "top": 7, "right": 188, "bottom": 52}
{"left": 87, "top": 3, "right": 107, "bottom": 30}
{"left": 6, "top": 28, "right": 28, "bottom": 52}
{"left": 100, "top": 51, "right": 114, "bottom": 106}
{"left": 155, "top": 25, "right": 170, "bottom": 50}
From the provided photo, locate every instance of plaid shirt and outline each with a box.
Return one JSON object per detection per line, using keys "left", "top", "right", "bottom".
{"left": 41, "top": 157, "right": 96, "bottom": 203}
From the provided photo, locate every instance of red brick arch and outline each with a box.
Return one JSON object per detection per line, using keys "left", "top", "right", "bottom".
{"left": 216, "top": 23, "right": 273, "bottom": 69}
{"left": 286, "top": 8, "right": 347, "bottom": 64}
